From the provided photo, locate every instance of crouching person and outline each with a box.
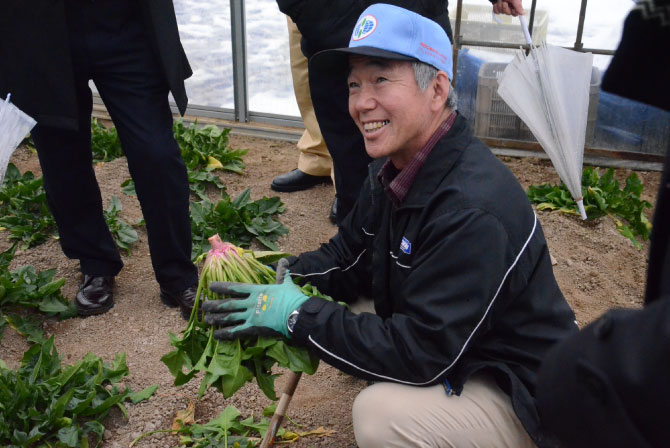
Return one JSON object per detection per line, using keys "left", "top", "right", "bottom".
{"left": 203, "top": 4, "right": 577, "bottom": 447}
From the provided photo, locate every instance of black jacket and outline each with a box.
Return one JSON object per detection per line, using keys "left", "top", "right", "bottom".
{"left": 0, "top": 0, "right": 192, "bottom": 130}
{"left": 288, "top": 114, "right": 577, "bottom": 446}
{"left": 276, "top": 0, "right": 454, "bottom": 58}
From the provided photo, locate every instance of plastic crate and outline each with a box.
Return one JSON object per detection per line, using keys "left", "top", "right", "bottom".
{"left": 449, "top": 5, "right": 548, "bottom": 50}
{"left": 474, "top": 62, "right": 601, "bottom": 144}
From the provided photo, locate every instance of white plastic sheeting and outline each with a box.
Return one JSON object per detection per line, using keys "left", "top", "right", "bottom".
{"left": 0, "top": 94, "right": 36, "bottom": 185}
{"left": 497, "top": 17, "right": 593, "bottom": 219}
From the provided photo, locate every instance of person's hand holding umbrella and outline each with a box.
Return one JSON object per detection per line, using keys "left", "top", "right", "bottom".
{"left": 493, "top": 0, "right": 525, "bottom": 17}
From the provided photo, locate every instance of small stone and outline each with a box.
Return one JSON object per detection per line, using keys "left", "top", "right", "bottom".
{"left": 566, "top": 259, "right": 574, "bottom": 267}
{"left": 550, "top": 254, "right": 557, "bottom": 266}
{"left": 104, "top": 430, "right": 112, "bottom": 440}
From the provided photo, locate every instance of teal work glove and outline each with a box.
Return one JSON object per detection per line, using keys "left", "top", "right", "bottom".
{"left": 202, "top": 258, "right": 309, "bottom": 339}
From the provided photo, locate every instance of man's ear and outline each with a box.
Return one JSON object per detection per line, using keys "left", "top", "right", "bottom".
{"left": 430, "top": 71, "right": 451, "bottom": 111}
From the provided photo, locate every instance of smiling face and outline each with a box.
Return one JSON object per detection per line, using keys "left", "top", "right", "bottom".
{"left": 347, "top": 56, "right": 450, "bottom": 169}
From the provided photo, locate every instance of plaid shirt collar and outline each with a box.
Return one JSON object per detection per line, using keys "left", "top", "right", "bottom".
{"left": 378, "top": 111, "right": 457, "bottom": 207}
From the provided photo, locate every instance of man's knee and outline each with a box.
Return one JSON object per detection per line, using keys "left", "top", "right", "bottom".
{"left": 352, "top": 383, "right": 409, "bottom": 448}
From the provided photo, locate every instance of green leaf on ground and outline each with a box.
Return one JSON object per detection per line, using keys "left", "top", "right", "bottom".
{"left": 527, "top": 167, "right": 652, "bottom": 248}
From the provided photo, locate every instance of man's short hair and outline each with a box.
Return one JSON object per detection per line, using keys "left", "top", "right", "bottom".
{"left": 411, "top": 61, "right": 458, "bottom": 111}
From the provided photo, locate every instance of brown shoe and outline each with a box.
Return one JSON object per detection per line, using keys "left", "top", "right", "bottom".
{"left": 75, "top": 275, "right": 115, "bottom": 316}
{"left": 160, "top": 285, "right": 198, "bottom": 320}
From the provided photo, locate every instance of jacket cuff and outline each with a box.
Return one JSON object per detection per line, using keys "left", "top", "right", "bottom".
{"left": 291, "top": 296, "right": 330, "bottom": 345}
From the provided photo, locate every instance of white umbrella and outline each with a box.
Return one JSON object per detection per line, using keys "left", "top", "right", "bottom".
{"left": 497, "top": 16, "right": 592, "bottom": 219}
{"left": 0, "top": 94, "right": 37, "bottom": 185}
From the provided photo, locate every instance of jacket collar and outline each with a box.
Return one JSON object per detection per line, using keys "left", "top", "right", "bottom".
{"left": 369, "top": 113, "right": 470, "bottom": 209}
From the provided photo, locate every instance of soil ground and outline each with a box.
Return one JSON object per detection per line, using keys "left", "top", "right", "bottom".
{"left": 0, "top": 134, "right": 661, "bottom": 447}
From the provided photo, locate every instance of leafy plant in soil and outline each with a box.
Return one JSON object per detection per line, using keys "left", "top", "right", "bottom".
{"left": 132, "top": 402, "right": 333, "bottom": 448}
{"left": 0, "top": 337, "right": 157, "bottom": 447}
{"left": 190, "top": 189, "right": 288, "bottom": 257}
{"left": 527, "top": 166, "right": 652, "bottom": 248}
{"left": 0, "top": 163, "right": 56, "bottom": 249}
{"left": 91, "top": 119, "right": 246, "bottom": 174}
{"left": 121, "top": 168, "right": 226, "bottom": 202}
{"left": 103, "top": 195, "right": 138, "bottom": 253}
{"left": 162, "top": 235, "right": 321, "bottom": 402}
{"left": 0, "top": 245, "right": 76, "bottom": 344}
{"left": 91, "top": 118, "right": 123, "bottom": 163}
{"left": 174, "top": 120, "right": 247, "bottom": 174}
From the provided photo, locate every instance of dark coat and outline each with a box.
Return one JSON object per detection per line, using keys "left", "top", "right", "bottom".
{"left": 276, "top": 0, "right": 453, "bottom": 58}
{"left": 536, "top": 2, "right": 670, "bottom": 446}
{"left": 287, "top": 114, "right": 578, "bottom": 446}
{"left": 0, "top": 0, "right": 192, "bottom": 130}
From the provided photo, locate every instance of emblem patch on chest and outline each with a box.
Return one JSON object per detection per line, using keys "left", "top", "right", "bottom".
{"left": 400, "top": 237, "right": 412, "bottom": 254}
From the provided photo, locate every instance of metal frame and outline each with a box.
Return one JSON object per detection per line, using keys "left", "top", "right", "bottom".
{"left": 230, "top": 0, "right": 249, "bottom": 123}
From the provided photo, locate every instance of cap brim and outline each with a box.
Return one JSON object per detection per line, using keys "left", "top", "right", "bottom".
{"left": 310, "top": 46, "right": 416, "bottom": 74}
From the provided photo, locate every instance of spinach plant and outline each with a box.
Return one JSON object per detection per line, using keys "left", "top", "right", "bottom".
{"left": 0, "top": 337, "right": 157, "bottom": 447}
{"left": 103, "top": 195, "right": 138, "bottom": 253}
{"left": 0, "top": 245, "right": 76, "bottom": 343}
{"left": 527, "top": 167, "right": 652, "bottom": 248}
{"left": 174, "top": 120, "right": 247, "bottom": 174}
{"left": 121, "top": 168, "right": 226, "bottom": 202}
{"left": 190, "top": 188, "right": 288, "bottom": 257}
{"left": 0, "top": 163, "right": 56, "bottom": 249}
{"left": 91, "top": 118, "right": 123, "bottom": 163}
{"left": 162, "top": 240, "right": 321, "bottom": 402}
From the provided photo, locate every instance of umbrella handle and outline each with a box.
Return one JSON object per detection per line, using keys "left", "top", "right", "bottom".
{"left": 519, "top": 15, "right": 533, "bottom": 46}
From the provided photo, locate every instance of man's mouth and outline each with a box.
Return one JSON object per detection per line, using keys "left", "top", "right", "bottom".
{"left": 363, "top": 120, "right": 389, "bottom": 133}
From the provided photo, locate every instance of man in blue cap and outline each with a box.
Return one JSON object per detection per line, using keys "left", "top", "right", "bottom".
{"left": 203, "top": 4, "right": 575, "bottom": 447}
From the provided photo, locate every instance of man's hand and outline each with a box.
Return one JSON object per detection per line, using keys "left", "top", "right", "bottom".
{"left": 493, "top": 0, "right": 524, "bottom": 17}
{"left": 202, "top": 259, "right": 309, "bottom": 340}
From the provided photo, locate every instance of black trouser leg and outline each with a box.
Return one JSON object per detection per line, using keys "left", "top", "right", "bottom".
{"left": 30, "top": 0, "right": 123, "bottom": 276}
{"left": 31, "top": 85, "right": 123, "bottom": 276}
{"left": 308, "top": 67, "right": 372, "bottom": 226}
{"left": 84, "top": 0, "right": 197, "bottom": 291}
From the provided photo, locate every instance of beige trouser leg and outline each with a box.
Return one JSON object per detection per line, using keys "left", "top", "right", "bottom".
{"left": 287, "top": 17, "right": 333, "bottom": 179}
{"left": 352, "top": 373, "right": 536, "bottom": 448}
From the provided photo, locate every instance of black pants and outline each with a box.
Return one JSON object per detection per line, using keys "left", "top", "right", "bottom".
{"left": 31, "top": 0, "right": 197, "bottom": 291}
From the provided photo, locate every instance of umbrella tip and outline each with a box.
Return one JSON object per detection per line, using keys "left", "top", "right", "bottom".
{"left": 4, "top": 93, "right": 10, "bottom": 104}
{"left": 577, "top": 200, "right": 587, "bottom": 220}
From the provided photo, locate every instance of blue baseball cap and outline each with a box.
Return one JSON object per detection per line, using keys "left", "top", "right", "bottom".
{"left": 311, "top": 3, "right": 453, "bottom": 80}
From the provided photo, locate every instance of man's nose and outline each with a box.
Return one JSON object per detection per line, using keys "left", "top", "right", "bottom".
{"left": 353, "top": 86, "right": 376, "bottom": 111}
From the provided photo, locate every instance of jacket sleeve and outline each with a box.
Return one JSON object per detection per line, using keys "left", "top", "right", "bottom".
{"left": 287, "top": 188, "right": 373, "bottom": 303}
{"left": 291, "top": 208, "right": 532, "bottom": 384}
{"left": 535, "top": 298, "right": 670, "bottom": 448}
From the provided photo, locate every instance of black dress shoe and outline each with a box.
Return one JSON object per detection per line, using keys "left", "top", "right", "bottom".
{"left": 329, "top": 197, "right": 338, "bottom": 225}
{"left": 75, "top": 275, "right": 115, "bottom": 316}
{"left": 271, "top": 169, "right": 331, "bottom": 192}
{"left": 160, "top": 285, "right": 198, "bottom": 320}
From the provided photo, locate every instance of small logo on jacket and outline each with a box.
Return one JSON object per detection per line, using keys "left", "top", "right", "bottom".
{"left": 352, "top": 15, "right": 377, "bottom": 41}
{"left": 400, "top": 237, "right": 411, "bottom": 254}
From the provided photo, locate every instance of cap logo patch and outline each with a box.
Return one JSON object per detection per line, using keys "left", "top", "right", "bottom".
{"left": 352, "top": 15, "right": 377, "bottom": 41}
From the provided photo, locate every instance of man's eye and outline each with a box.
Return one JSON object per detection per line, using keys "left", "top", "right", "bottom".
{"left": 348, "top": 81, "right": 359, "bottom": 89}
{"left": 376, "top": 77, "right": 387, "bottom": 84}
